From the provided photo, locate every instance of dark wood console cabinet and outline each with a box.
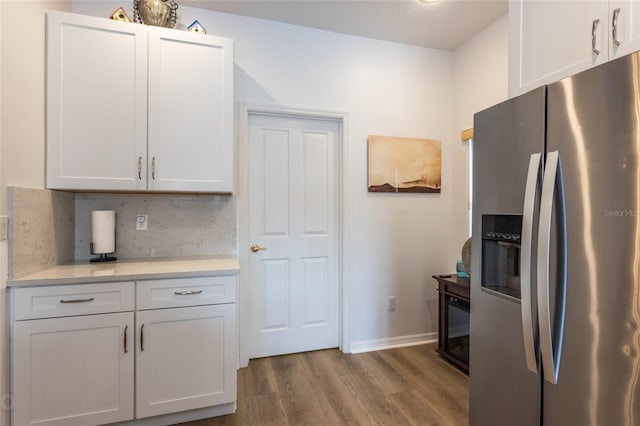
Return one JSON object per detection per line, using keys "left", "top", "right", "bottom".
{"left": 433, "top": 274, "right": 470, "bottom": 373}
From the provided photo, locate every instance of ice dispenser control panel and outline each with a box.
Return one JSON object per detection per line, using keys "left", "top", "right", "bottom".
{"left": 481, "top": 214, "right": 523, "bottom": 300}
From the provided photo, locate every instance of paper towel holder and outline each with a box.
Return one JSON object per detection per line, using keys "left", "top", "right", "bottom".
{"left": 90, "top": 242, "right": 117, "bottom": 263}
{"left": 90, "top": 209, "right": 117, "bottom": 263}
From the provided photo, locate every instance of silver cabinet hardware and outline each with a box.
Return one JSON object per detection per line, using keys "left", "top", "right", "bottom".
{"left": 152, "top": 157, "right": 156, "bottom": 180}
{"left": 174, "top": 290, "right": 203, "bottom": 295}
{"left": 613, "top": 8, "right": 621, "bottom": 46}
{"left": 138, "top": 156, "right": 142, "bottom": 180}
{"left": 59, "top": 297, "right": 95, "bottom": 304}
{"left": 592, "top": 19, "right": 600, "bottom": 55}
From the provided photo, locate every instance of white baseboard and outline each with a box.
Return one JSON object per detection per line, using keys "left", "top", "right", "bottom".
{"left": 348, "top": 332, "right": 437, "bottom": 354}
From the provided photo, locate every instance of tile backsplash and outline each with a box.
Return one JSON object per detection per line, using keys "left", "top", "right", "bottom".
{"left": 74, "top": 193, "right": 237, "bottom": 260}
{"left": 8, "top": 187, "right": 238, "bottom": 278}
{"left": 9, "top": 187, "right": 75, "bottom": 279}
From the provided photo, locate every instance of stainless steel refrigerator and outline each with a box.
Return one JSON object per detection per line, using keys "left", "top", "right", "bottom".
{"left": 470, "top": 51, "right": 640, "bottom": 425}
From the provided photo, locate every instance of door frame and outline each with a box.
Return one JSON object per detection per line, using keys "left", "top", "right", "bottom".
{"left": 238, "top": 104, "right": 350, "bottom": 367}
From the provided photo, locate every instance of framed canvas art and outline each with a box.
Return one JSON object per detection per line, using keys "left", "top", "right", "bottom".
{"left": 368, "top": 135, "right": 441, "bottom": 193}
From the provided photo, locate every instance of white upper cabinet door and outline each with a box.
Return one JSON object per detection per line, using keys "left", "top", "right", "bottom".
{"left": 46, "top": 11, "right": 148, "bottom": 191}
{"left": 509, "top": 0, "right": 609, "bottom": 97}
{"left": 609, "top": 1, "right": 640, "bottom": 58}
{"left": 147, "top": 28, "right": 234, "bottom": 193}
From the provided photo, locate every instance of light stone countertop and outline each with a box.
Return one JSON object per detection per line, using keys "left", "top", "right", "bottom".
{"left": 7, "top": 255, "right": 239, "bottom": 287}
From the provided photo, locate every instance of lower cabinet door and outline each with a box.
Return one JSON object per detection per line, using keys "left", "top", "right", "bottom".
{"left": 136, "top": 304, "right": 237, "bottom": 418}
{"left": 12, "top": 312, "right": 134, "bottom": 426}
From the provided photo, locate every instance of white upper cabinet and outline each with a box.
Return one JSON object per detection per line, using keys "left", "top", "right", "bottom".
{"left": 509, "top": 0, "right": 640, "bottom": 97}
{"left": 509, "top": 0, "right": 609, "bottom": 97}
{"left": 46, "top": 12, "right": 148, "bottom": 191}
{"left": 46, "top": 11, "right": 234, "bottom": 193}
{"left": 147, "top": 28, "right": 234, "bottom": 192}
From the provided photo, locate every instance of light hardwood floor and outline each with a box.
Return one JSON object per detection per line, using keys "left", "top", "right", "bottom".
{"left": 178, "top": 343, "right": 469, "bottom": 426}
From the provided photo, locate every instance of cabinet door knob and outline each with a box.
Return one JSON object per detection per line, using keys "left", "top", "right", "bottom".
{"left": 151, "top": 157, "right": 156, "bottom": 180}
{"left": 138, "top": 156, "right": 142, "bottom": 180}
{"left": 613, "top": 8, "right": 621, "bottom": 47}
{"left": 592, "top": 19, "right": 600, "bottom": 55}
{"left": 140, "top": 323, "right": 145, "bottom": 352}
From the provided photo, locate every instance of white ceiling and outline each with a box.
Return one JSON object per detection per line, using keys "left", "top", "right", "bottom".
{"left": 179, "top": 0, "right": 508, "bottom": 51}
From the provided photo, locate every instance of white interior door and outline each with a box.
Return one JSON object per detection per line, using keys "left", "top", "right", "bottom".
{"left": 248, "top": 113, "right": 339, "bottom": 358}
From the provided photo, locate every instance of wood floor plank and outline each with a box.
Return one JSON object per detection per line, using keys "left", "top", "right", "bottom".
{"left": 177, "top": 343, "right": 469, "bottom": 426}
{"left": 377, "top": 347, "right": 468, "bottom": 424}
{"left": 270, "top": 353, "right": 329, "bottom": 425}
{"left": 299, "top": 350, "right": 370, "bottom": 425}
{"left": 241, "top": 356, "right": 279, "bottom": 397}
{"left": 356, "top": 351, "right": 412, "bottom": 395}
{"left": 306, "top": 346, "right": 366, "bottom": 376}
{"left": 246, "top": 393, "right": 287, "bottom": 426}
{"left": 339, "top": 372, "right": 412, "bottom": 425}
{"left": 387, "top": 389, "right": 452, "bottom": 425}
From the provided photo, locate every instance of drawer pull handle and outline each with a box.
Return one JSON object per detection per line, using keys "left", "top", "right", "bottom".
{"left": 60, "top": 297, "right": 95, "bottom": 304}
{"left": 124, "top": 325, "right": 128, "bottom": 354}
{"left": 141, "top": 324, "right": 145, "bottom": 352}
{"left": 174, "top": 290, "right": 203, "bottom": 296}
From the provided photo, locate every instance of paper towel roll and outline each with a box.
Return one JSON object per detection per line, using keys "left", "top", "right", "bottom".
{"left": 91, "top": 210, "right": 116, "bottom": 254}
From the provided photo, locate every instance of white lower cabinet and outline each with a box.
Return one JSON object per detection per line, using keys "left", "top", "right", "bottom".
{"left": 11, "top": 276, "right": 237, "bottom": 426}
{"left": 136, "top": 304, "right": 236, "bottom": 418}
{"left": 12, "top": 313, "right": 134, "bottom": 426}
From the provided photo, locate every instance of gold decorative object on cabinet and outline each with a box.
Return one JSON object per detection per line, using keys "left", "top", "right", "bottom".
{"left": 133, "top": 0, "right": 178, "bottom": 28}
{"left": 110, "top": 7, "right": 132, "bottom": 22}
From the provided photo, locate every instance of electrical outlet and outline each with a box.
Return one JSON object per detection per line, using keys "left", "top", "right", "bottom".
{"left": 387, "top": 296, "right": 396, "bottom": 311}
{"left": 136, "top": 214, "right": 148, "bottom": 231}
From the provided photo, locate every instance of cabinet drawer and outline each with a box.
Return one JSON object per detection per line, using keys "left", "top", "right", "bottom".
{"left": 137, "top": 276, "right": 236, "bottom": 310}
{"left": 445, "top": 283, "right": 470, "bottom": 300}
{"left": 13, "top": 282, "right": 135, "bottom": 320}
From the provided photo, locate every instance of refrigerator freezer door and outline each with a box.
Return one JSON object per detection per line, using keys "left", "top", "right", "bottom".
{"left": 469, "top": 87, "right": 546, "bottom": 426}
{"left": 544, "top": 51, "right": 640, "bottom": 425}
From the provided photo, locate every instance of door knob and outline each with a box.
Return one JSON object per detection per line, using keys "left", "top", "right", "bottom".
{"left": 250, "top": 244, "right": 267, "bottom": 253}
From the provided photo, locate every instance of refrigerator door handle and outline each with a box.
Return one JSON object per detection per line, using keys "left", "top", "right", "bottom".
{"left": 537, "top": 150, "right": 568, "bottom": 385}
{"left": 521, "top": 152, "right": 541, "bottom": 374}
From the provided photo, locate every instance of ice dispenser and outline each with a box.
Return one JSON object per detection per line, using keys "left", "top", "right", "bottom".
{"left": 481, "top": 214, "right": 523, "bottom": 300}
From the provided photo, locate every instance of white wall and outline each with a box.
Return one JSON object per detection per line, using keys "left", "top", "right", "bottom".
{"left": 451, "top": 15, "right": 509, "bottom": 255}
{"left": 0, "top": 2, "right": 507, "bottom": 383}
{"left": 73, "top": 0, "right": 457, "bottom": 348}
{"left": 1, "top": 2, "right": 71, "bottom": 424}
